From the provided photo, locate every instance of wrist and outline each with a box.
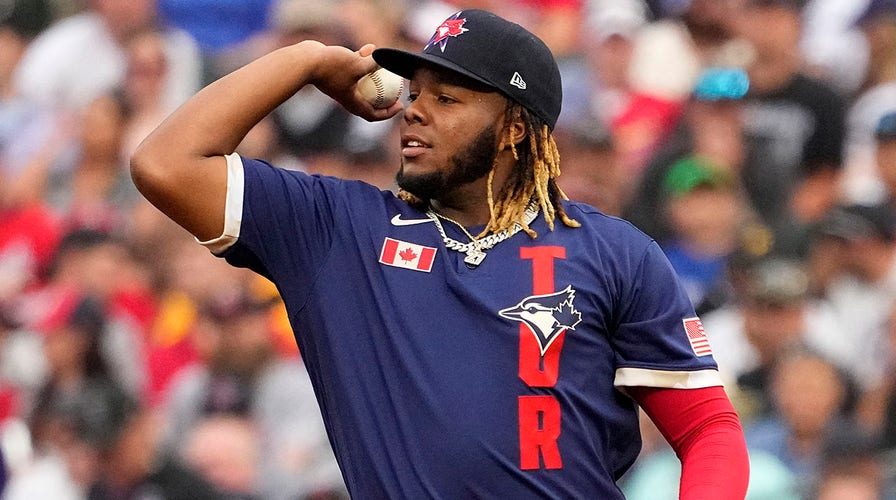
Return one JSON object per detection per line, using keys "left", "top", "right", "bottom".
{"left": 293, "top": 40, "right": 329, "bottom": 86}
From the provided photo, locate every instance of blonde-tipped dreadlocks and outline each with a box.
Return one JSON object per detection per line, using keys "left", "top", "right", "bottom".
{"left": 398, "top": 102, "right": 579, "bottom": 238}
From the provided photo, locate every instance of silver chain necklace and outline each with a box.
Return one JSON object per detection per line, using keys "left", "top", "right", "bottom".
{"left": 425, "top": 201, "right": 539, "bottom": 268}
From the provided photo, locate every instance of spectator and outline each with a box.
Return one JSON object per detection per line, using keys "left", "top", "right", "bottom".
{"left": 0, "top": 6, "right": 65, "bottom": 309}
{"left": 0, "top": 3, "right": 67, "bottom": 201}
{"left": 812, "top": 201, "right": 896, "bottom": 393}
{"left": 0, "top": 301, "right": 39, "bottom": 420}
{"left": 840, "top": 1, "right": 896, "bottom": 204}
{"left": 142, "top": 234, "right": 268, "bottom": 404}
{"left": 27, "top": 229, "right": 154, "bottom": 399}
{"left": 162, "top": 291, "right": 345, "bottom": 500}
{"left": 609, "top": 18, "right": 701, "bottom": 178}
{"left": 677, "top": 0, "right": 743, "bottom": 65}
{"left": 811, "top": 427, "right": 889, "bottom": 500}
{"left": 553, "top": 126, "right": 622, "bottom": 215}
{"left": 26, "top": 295, "right": 115, "bottom": 448}
{"left": 657, "top": 155, "right": 752, "bottom": 314}
{"left": 622, "top": 432, "right": 799, "bottom": 500}
{"left": 266, "top": 0, "right": 357, "bottom": 164}
{"left": 334, "top": 0, "right": 410, "bottom": 172}
{"left": 12, "top": 0, "right": 201, "bottom": 113}
{"left": 4, "top": 294, "right": 114, "bottom": 500}
{"left": 263, "top": 0, "right": 405, "bottom": 178}
{"left": 743, "top": 347, "right": 858, "bottom": 496}
{"left": 702, "top": 256, "right": 846, "bottom": 416}
{"left": 733, "top": 0, "right": 848, "bottom": 258}
{"left": 180, "top": 415, "right": 260, "bottom": 499}
{"left": 623, "top": 65, "right": 752, "bottom": 243}
{"left": 71, "top": 380, "right": 224, "bottom": 500}
{"left": 583, "top": 0, "right": 648, "bottom": 125}
{"left": 42, "top": 93, "right": 138, "bottom": 233}
{"left": 235, "top": 116, "right": 305, "bottom": 174}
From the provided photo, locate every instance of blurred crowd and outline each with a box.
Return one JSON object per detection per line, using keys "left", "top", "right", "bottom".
{"left": 1, "top": 0, "right": 896, "bottom": 498}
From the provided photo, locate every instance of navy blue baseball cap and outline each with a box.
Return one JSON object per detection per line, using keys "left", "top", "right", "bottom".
{"left": 373, "top": 9, "right": 562, "bottom": 130}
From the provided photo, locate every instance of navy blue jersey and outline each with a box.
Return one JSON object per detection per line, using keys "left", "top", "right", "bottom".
{"left": 207, "top": 154, "right": 721, "bottom": 499}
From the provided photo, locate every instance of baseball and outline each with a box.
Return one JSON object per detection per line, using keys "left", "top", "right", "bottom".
{"left": 358, "top": 67, "right": 404, "bottom": 109}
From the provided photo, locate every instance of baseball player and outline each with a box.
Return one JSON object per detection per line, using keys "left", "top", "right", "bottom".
{"left": 132, "top": 9, "right": 750, "bottom": 499}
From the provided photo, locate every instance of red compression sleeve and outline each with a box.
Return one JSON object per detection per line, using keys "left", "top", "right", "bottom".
{"left": 629, "top": 385, "right": 750, "bottom": 500}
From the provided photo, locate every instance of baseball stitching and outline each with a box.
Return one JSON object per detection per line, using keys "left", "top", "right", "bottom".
{"left": 371, "top": 72, "right": 386, "bottom": 108}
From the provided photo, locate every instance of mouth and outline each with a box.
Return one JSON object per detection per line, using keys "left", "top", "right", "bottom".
{"left": 401, "top": 135, "right": 430, "bottom": 158}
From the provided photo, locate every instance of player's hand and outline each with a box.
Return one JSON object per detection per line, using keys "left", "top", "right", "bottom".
{"left": 308, "top": 42, "right": 404, "bottom": 122}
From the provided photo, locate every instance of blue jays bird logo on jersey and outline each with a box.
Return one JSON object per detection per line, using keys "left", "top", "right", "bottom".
{"left": 499, "top": 286, "right": 582, "bottom": 355}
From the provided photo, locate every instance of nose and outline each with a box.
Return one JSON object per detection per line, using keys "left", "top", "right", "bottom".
{"left": 403, "top": 97, "right": 426, "bottom": 125}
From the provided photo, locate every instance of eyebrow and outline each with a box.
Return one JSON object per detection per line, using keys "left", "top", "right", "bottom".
{"left": 413, "top": 63, "right": 498, "bottom": 94}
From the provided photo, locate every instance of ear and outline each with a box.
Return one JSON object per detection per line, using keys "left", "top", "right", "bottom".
{"left": 508, "top": 119, "right": 527, "bottom": 145}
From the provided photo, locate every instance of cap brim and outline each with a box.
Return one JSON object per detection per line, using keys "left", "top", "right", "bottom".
{"left": 373, "top": 48, "right": 497, "bottom": 91}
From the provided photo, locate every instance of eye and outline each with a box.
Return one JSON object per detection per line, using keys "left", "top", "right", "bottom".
{"left": 437, "top": 94, "right": 456, "bottom": 104}
{"left": 406, "top": 92, "right": 418, "bottom": 102}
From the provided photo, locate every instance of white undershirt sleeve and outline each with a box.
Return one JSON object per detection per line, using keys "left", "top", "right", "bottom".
{"left": 196, "top": 153, "right": 245, "bottom": 254}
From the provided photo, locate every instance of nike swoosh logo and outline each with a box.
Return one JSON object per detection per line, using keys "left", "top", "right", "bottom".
{"left": 390, "top": 214, "right": 433, "bottom": 226}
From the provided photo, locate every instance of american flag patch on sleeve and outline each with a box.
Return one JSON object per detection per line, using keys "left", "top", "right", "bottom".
{"left": 682, "top": 317, "right": 713, "bottom": 357}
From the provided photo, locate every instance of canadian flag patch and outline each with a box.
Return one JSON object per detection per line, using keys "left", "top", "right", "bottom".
{"left": 682, "top": 317, "right": 713, "bottom": 357}
{"left": 379, "top": 238, "right": 436, "bottom": 272}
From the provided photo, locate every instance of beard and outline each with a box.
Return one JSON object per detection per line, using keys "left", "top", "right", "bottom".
{"left": 396, "top": 124, "right": 498, "bottom": 201}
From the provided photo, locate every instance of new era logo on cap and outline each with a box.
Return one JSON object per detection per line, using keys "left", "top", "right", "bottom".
{"left": 510, "top": 72, "right": 526, "bottom": 90}
{"left": 379, "top": 238, "right": 436, "bottom": 272}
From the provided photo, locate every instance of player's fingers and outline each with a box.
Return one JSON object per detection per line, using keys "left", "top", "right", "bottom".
{"left": 357, "top": 43, "right": 377, "bottom": 57}
{"left": 351, "top": 99, "right": 403, "bottom": 122}
{"left": 355, "top": 44, "right": 381, "bottom": 76}
{"left": 370, "top": 100, "right": 404, "bottom": 121}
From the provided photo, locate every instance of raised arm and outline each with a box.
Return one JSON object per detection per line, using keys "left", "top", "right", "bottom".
{"left": 130, "top": 41, "right": 402, "bottom": 241}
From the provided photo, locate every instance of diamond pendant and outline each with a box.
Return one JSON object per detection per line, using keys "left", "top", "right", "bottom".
{"left": 464, "top": 250, "right": 487, "bottom": 268}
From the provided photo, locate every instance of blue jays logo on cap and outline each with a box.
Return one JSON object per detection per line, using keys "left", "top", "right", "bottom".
{"left": 426, "top": 13, "right": 468, "bottom": 52}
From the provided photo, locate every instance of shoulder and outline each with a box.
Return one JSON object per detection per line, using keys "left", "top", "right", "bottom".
{"left": 241, "top": 156, "right": 395, "bottom": 198}
{"left": 238, "top": 155, "right": 405, "bottom": 221}
{"left": 562, "top": 200, "right": 656, "bottom": 248}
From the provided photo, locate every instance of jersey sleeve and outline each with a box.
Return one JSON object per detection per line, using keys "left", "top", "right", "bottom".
{"left": 198, "top": 153, "right": 346, "bottom": 301}
{"left": 611, "top": 240, "right": 722, "bottom": 389}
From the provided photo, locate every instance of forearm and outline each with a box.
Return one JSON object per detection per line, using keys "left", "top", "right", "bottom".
{"left": 630, "top": 385, "right": 750, "bottom": 500}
